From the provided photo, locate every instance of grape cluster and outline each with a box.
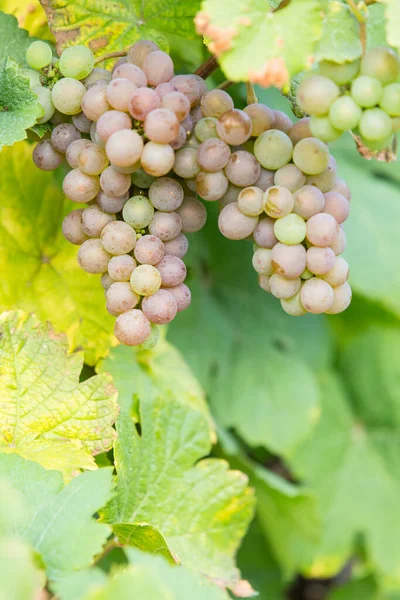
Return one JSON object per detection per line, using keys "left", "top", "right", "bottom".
{"left": 297, "top": 47, "right": 400, "bottom": 149}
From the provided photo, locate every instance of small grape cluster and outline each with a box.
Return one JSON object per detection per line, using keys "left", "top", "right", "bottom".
{"left": 297, "top": 46, "right": 400, "bottom": 150}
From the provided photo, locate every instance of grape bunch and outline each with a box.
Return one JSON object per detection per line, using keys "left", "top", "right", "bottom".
{"left": 297, "top": 46, "right": 400, "bottom": 150}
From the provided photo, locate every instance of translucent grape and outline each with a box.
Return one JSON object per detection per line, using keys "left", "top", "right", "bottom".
{"left": 100, "top": 167, "right": 131, "bottom": 197}
{"left": 83, "top": 68, "right": 111, "bottom": 88}
{"left": 62, "top": 209, "right": 89, "bottom": 245}
{"left": 33, "top": 86, "right": 55, "bottom": 124}
{"left": 218, "top": 202, "right": 258, "bottom": 240}
{"left": 274, "top": 214, "right": 306, "bottom": 245}
{"left": 252, "top": 248, "right": 273, "bottom": 275}
{"left": 96, "top": 110, "right": 132, "bottom": 141}
{"left": 129, "top": 88, "right": 161, "bottom": 121}
{"left": 127, "top": 40, "right": 159, "bottom": 68}
{"left": 104, "top": 129, "right": 143, "bottom": 168}
{"left": 361, "top": 47, "right": 400, "bottom": 85}
{"left": 143, "top": 51, "right": 174, "bottom": 86}
{"left": 331, "top": 179, "right": 351, "bottom": 201}
{"left": 101, "top": 273, "right": 114, "bottom": 291}
{"left": 163, "top": 233, "right": 189, "bottom": 258}
{"left": 331, "top": 227, "right": 347, "bottom": 255}
{"left": 293, "top": 185, "right": 325, "bottom": 219}
{"left": 149, "top": 211, "right": 182, "bottom": 241}
{"left": 114, "top": 309, "right": 151, "bottom": 346}
{"left": 351, "top": 75, "right": 382, "bottom": 108}
{"left": 161, "top": 91, "right": 190, "bottom": 122}
{"left": 224, "top": 151, "right": 261, "bottom": 187}
{"left": 238, "top": 187, "right": 264, "bottom": 217}
{"left": 306, "top": 156, "right": 337, "bottom": 193}
{"left": 173, "top": 147, "right": 200, "bottom": 179}
{"left": 300, "top": 277, "right": 334, "bottom": 313}
{"left": 196, "top": 138, "right": 230, "bottom": 172}
{"left": 293, "top": 138, "right": 329, "bottom": 175}
{"left": 112, "top": 63, "right": 147, "bottom": 87}
{"left": 216, "top": 109, "right": 252, "bottom": 145}
{"left": 288, "top": 118, "right": 312, "bottom": 146}
{"left": 141, "top": 142, "right": 175, "bottom": 177}
{"left": 156, "top": 255, "right": 187, "bottom": 287}
{"left": 271, "top": 243, "right": 306, "bottom": 279}
{"left": 243, "top": 103, "right": 275, "bottom": 136}
{"left": 270, "top": 274, "right": 301, "bottom": 299}
{"left": 254, "top": 130, "right": 293, "bottom": 170}
{"left": 78, "top": 238, "right": 111, "bottom": 274}
{"left": 329, "top": 96, "right": 362, "bottom": 131}
{"left": 63, "top": 169, "right": 100, "bottom": 203}
{"left": 306, "top": 246, "right": 336, "bottom": 275}
{"left": 306, "top": 213, "right": 339, "bottom": 247}
{"left": 78, "top": 142, "right": 109, "bottom": 175}
{"left": 360, "top": 134, "right": 394, "bottom": 151}
{"left": 130, "top": 264, "right": 162, "bottom": 295}
{"left": 155, "top": 82, "right": 177, "bottom": 98}
{"left": 258, "top": 274, "right": 271, "bottom": 293}
{"left": 106, "top": 282, "right": 139, "bottom": 314}
{"left": 170, "top": 74, "right": 207, "bottom": 107}
{"left": 255, "top": 168, "right": 275, "bottom": 191}
{"left": 23, "top": 68, "right": 41, "bottom": 89}
{"left": 297, "top": 75, "right": 339, "bottom": 116}
{"left": 380, "top": 83, "right": 400, "bottom": 116}
{"left": 281, "top": 292, "right": 307, "bottom": 316}
{"left": 82, "top": 205, "right": 116, "bottom": 237}
{"left": 253, "top": 217, "right": 278, "bottom": 248}
{"left": 273, "top": 110, "right": 293, "bottom": 133}
{"left": 325, "top": 281, "right": 352, "bottom": 314}
{"left": 81, "top": 85, "right": 111, "bottom": 121}
{"left": 66, "top": 139, "right": 92, "bottom": 169}
{"left": 108, "top": 254, "right": 137, "bottom": 281}
{"left": 144, "top": 108, "right": 180, "bottom": 144}
{"left": 148, "top": 177, "right": 184, "bottom": 212}
{"left": 142, "top": 289, "right": 178, "bottom": 324}
{"left": 323, "top": 191, "right": 350, "bottom": 224}
{"left": 194, "top": 117, "right": 218, "bottom": 142}
{"left": 263, "top": 186, "right": 294, "bottom": 218}
{"left": 132, "top": 169, "right": 156, "bottom": 190}
{"left": 321, "top": 256, "right": 349, "bottom": 287}
{"left": 196, "top": 170, "right": 229, "bottom": 201}
{"left": 134, "top": 234, "right": 165, "bottom": 265}
{"left": 274, "top": 164, "right": 306, "bottom": 192}
{"left": 318, "top": 59, "right": 361, "bottom": 85}
{"left": 72, "top": 112, "right": 92, "bottom": 134}
{"left": 176, "top": 197, "right": 207, "bottom": 232}
{"left": 359, "top": 108, "right": 392, "bottom": 141}
{"left": 166, "top": 283, "right": 191, "bottom": 312}
{"left": 59, "top": 45, "right": 94, "bottom": 80}
{"left": 26, "top": 41, "right": 52, "bottom": 70}
{"left": 310, "top": 116, "right": 342, "bottom": 143}
{"left": 33, "top": 140, "right": 63, "bottom": 171}
{"left": 52, "top": 78, "right": 86, "bottom": 115}
{"left": 123, "top": 196, "right": 154, "bottom": 229}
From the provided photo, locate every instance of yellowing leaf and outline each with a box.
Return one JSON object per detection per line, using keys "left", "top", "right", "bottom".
{"left": 1, "top": 0, "right": 54, "bottom": 40}
{"left": 0, "top": 311, "right": 118, "bottom": 479}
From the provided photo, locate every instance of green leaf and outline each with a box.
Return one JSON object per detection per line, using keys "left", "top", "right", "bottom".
{"left": 0, "top": 453, "right": 113, "bottom": 580}
{"left": 40, "top": 0, "right": 200, "bottom": 58}
{"left": 367, "top": 3, "right": 387, "bottom": 49}
{"left": 0, "top": 59, "right": 41, "bottom": 151}
{"left": 30, "top": 121, "right": 53, "bottom": 138}
{"left": 0, "top": 311, "right": 118, "bottom": 478}
{"left": 112, "top": 524, "right": 177, "bottom": 564}
{"left": 0, "top": 12, "right": 38, "bottom": 63}
{"left": 0, "top": 537, "right": 44, "bottom": 600}
{"left": 385, "top": 0, "right": 400, "bottom": 52}
{"left": 195, "top": 0, "right": 323, "bottom": 86}
{"left": 101, "top": 398, "right": 255, "bottom": 591}
{"left": 316, "top": 1, "right": 362, "bottom": 63}
{"left": 52, "top": 568, "right": 107, "bottom": 600}
{"left": 0, "top": 143, "right": 116, "bottom": 365}
{"left": 329, "top": 576, "right": 380, "bottom": 600}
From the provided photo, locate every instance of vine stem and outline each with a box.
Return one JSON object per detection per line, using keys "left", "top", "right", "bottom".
{"left": 217, "top": 80, "right": 234, "bottom": 90}
{"left": 94, "top": 50, "right": 127, "bottom": 65}
{"left": 246, "top": 82, "right": 258, "bottom": 105}
{"left": 194, "top": 55, "right": 219, "bottom": 79}
{"left": 347, "top": 0, "right": 367, "bottom": 52}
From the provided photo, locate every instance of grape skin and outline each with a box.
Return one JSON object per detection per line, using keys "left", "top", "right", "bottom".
{"left": 101, "top": 221, "right": 137, "bottom": 255}
{"left": 273, "top": 110, "right": 293, "bottom": 133}
{"left": 166, "top": 283, "right": 191, "bottom": 312}
{"left": 123, "top": 196, "right": 154, "bottom": 229}
{"left": 96, "top": 111, "right": 132, "bottom": 142}
{"left": 131, "top": 169, "right": 156, "bottom": 189}
{"left": 281, "top": 292, "right": 307, "bottom": 316}
{"left": 171, "top": 74, "right": 207, "bottom": 107}
{"left": 149, "top": 211, "right": 182, "bottom": 241}
{"left": 130, "top": 264, "right": 162, "bottom": 296}
{"left": 238, "top": 187, "right": 264, "bottom": 217}
{"left": 173, "top": 147, "right": 200, "bottom": 179}
{"left": 380, "top": 83, "right": 400, "bottom": 116}
{"left": 216, "top": 109, "right": 252, "bottom": 145}
{"left": 26, "top": 41, "right": 52, "bottom": 70}
{"left": 128, "top": 40, "right": 159, "bottom": 68}
{"left": 51, "top": 123, "right": 81, "bottom": 153}
{"left": 97, "top": 191, "right": 129, "bottom": 214}
{"left": 293, "top": 185, "right": 325, "bottom": 219}
{"left": 108, "top": 254, "right": 137, "bottom": 281}
{"left": 323, "top": 191, "right": 350, "bottom": 224}
{"left": 258, "top": 274, "right": 271, "bottom": 292}
{"left": 114, "top": 309, "right": 151, "bottom": 346}
{"left": 218, "top": 203, "right": 258, "bottom": 240}
{"left": 142, "top": 289, "right": 178, "bottom": 324}
{"left": 351, "top": 75, "right": 382, "bottom": 108}
{"left": 72, "top": 112, "right": 92, "bottom": 134}
{"left": 163, "top": 233, "right": 189, "bottom": 258}
{"left": 62, "top": 210, "right": 89, "bottom": 245}
{"left": 224, "top": 151, "right": 261, "bottom": 187}
{"left": 100, "top": 167, "right": 131, "bottom": 197}
{"left": 201, "top": 89, "right": 234, "bottom": 118}
{"left": 318, "top": 59, "right": 361, "bottom": 85}
{"left": 271, "top": 243, "right": 306, "bottom": 279}
{"left": 293, "top": 138, "right": 329, "bottom": 175}
{"left": 134, "top": 235, "right": 165, "bottom": 265}
{"left": 331, "top": 179, "right": 351, "bottom": 201}
{"left": 161, "top": 92, "right": 191, "bottom": 121}
{"left": 310, "top": 116, "right": 342, "bottom": 143}
{"left": 78, "top": 143, "right": 109, "bottom": 175}
{"left": 297, "top": 75, "right": 339, "bottom": 116}
{"left": 63, "top": 169, "right": 100, "bottom": 203}
{"left": 306, "top": 156, "right": 337, "bottom": 193}
{"left": 148, "top": 177, "right": 184, "bottom": 211}
{"left": 143, "top": 51, "right": 174, "bottom": 86}
{"left": 253, "top": 218, "right": 278, "bottom": 248}
{"left": 82, "top": 85, "right": 111, "bottom": 121}
{"left": 329, "top": 96, "right": 362, "bottom": 131}
{"left": 34, "top": 86, "right": 55, "bottom": 124}
{"left": 325, "top": 281, "right": 352, "bottom": 314}
{"left": 331, "top": 227, "right": 347, "bottom": 255}
{"left": 361, "top": 47, "right": 400, "bottom": 85}
{"left": 66, "top": 139, "right": 92, "bottom": 169}
{"left": 252, "top": 248, "right": 273, "bottom": 275}
{"left": 244, "top": 103, "right": 275, "bottom": 136}
{"left": 254, "top": 130, "right": 293, "bottom": 170}
{"left": 196, "top": 170, "right": 229, "bottom": 201}
{"left": 141, "top": 142, "right": 175, "bottom": 177}
{"left": 195, "top": 117, "right": 218, "bottom": 142}
{"left": 306, "top": 246, "right": 336, "bottom": 275}
{"left": 144, "top": 108, "right": 180, "bottom": 144}
{"left": 270, "top": 274, "right": 301, "bottom": 300}
{"left": 112, "top": 63, "right": 147, "bottom": 87}
{"left": 83, "top": 68, "right": 111, "bottom": 87}
{"left": 288, "top": 118, "right": 312, "bottom": 146}
{"left": 129, "top": 88, "right": 161, "bottom": 120}
{"left": 274, "top": 164, "right": 306, "bottom": 193}
{"left": 33, "top": 140, "right": 63, "bottom": 171}
{"left": 197, "top": 138, "right": 231, "bottom": 172}
{"left": 106, "top": 129, "right": 144, "bottom": 167}
{"left": 300, "top": 278, "right": 334, "bottom": 314}
{"left": 306, "top": 213, "right": 339, "bottom": 247}
{"left": 176, "top": 197, "right": 207, "bottom": 232}
{"left": 263, "top": 186, "right": 294, "bottom": 218}
{"left": 52, "top": 78, "right": 87, "bottom": 116}
{"left": 106, "top": 282, "right": 140, "bottom": 314}
{"left": 101, "top": 272, "right": 115, "bottom": 291}
{"left": 274, "top": 214, "right": 307, "bottom": 245}
{"left": 156, "top": 255, "right": 187, "bottom": 287}
{"left": 78, "top": 239, "right": 111, "bottom": 274}
{"left": 106, "top": 78, "right": 137, "bottom": 112}
{"left": 321, "top": 256, "right": 349, "bottom": 287}
{"left": 82, "top": 205, "right": 116, "bottom": 237}
{"left": 59, "top": 45, "right": 94, "bottom": 80}
{"left": 359, "top": 108, "right": 392, "bottom": 141}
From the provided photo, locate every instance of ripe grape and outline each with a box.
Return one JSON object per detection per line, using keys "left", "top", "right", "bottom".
{"left": 263, "top": 186, "right": 294, "bottom": 218}
{"left": 329, "top": 96, "right": 362, "bottom": 131}
{"left": 195, "top": 117, "right": 218, "bottom": 142}
{"left": 380, "top": 83, "right": 400, "bottom": 116}
{"left": 123, "top": 196, "right": 154, "bottom": 229}
{"left": 351, "top": 75, "right": 382, "bottom": 108}
{"left": 271, "top": 243, "right": 306, "bottom": 279}
{"left": 306, "top": 246, "right": 336, "bottom": 275}
{"left": 331, "top": 227, "right": 347, "bottom": 255}
{"left": 26, "top": 41, "right": 53, "bottom": 70}
{"left": 319, "top": 58, "right": 360, "bottom": 83}
{"left": 331, "top": 179, "right": 351, "bottom": 201}
{"left": 173, "top": 147, "right": 200, "bottom": 179}
{"left": 129, "top": 88, "right": 161, "bottom": 120}
{"left": 200, "top": 89, "right": 234, "bottom": 118}
{"left": 130, "top": 264, "right": 162, "bottom": 295}
{"left": 101, "top": 221, "right": 137, "bottom": 255}
{"left": 253, "top": 217, "right": 278, "bottom": 248}
{"left": 254, "top": 130, "right": 293, "bottom": 170}
{"left": 72, "top": 112, "right": 92, "bottom": 134}
{"left": 33, "top": 140, "right": 63, "bottom": 171}
{"left": 78, "top": 238, "right": 111, "bottom": 273}
{"left": 274, "top": 214, "right": 307, "bottom": 245}
{"left": 100, "top": 166, "right": 131, "bottom": 197}
{"left": 106, "top": 129, "right": 144, "bottom": 167}
{"left": 114, "top": 309, "right": 151, "bottom": 346}
{"left": 142, "top": 289, "right": 178, "bottom": 324}
{"left": 131, "top": 168, "right": 156, "bottom": 189}
{"left": 310, "top": 116, "right": 342, "bottom": 143}
{"left": 176, "top": 197, "right": 207, "bottom": 232}
{"left": 134, "top": 234, "right": 165, "bottom": 265}
{"left": 141, "top": 142, "right": 175, "bottom": 177}
{"left": 224, "top": 151, "right": 261, "bottom": 187}
{"left": 359, "top": 108, "right": 392, "bottom": 141}
{"left": 128, "top": 40, "right": 159, "bottom": 68}
{"left": 106, "top": 78, "right": 137, "bottom": 113}
{"left": 325, "top": 281, "right": 352, "bottom": 314}
{"left": 216, "top": 109, "right": 252, "bottom": 145}
{"left": 149, "top": 211, "right": 182, "bottom": 241}
{"left": 82, "top": 205, "right": 116, "bottom": 237}
{"left": 306, "top": 213, "right": 339, "bottom": 247}
{"left": 274, "top": 164, "right": 306, "bottom": 193}
{"left": 156, "top": 255, "right": 187, "bottom": 287}
{"left": 218, "top": 202, "right": 258, "bottom": 240}
{"left": 244, "top": 103, "right": 275, "bottom": 136}
{"left": 238, "top": 187, "right": 264, "bottom": 216}
{"left": 167, "top": 283, "right": 191, "bottom": 312}
{"left": 155, "top": 82, "right": 177, "bottom": 98}
{"left": 101, "top": 273, "right": 115, "bottom": 291}
{"left": 90, "top": 122, "right": 105, "bottom": 147}
{"left": 361, "top": 46, "right": 400, "bottom": 85}
{"left": 196, "top": 170, "right": 229, "bottom": 201}
{"left": 63, "top": 169, "right": 100, "bottom": 203}
{"left": 147, "top": 177, "right": 184, "bottom": 212}
{"left": 280, "top": 292, "right": 307, "bottom": 316}
{"left": 321, "top": 256, "right": 349, "bottom": 287}
{"left": 288, "top": 118, "right": 312, "bottom": 146}
{"left": 83, "top": 68, "right": 111, "bottom": 87}
{"left": 170, "top": 74, "right": 207, "bottom": 106}
{"left": 108, "top": 254, "right": 137, "bottom": 281}
{"left": 197, "top": 138, "right": 230, "bottom": 172}
{"left": 52, "top": 78, "right": 86, "bottom": 115}
{"left": 78, "top": 142, "right": 109, "bottom": 175}
{"left": 62, "top": 209, "right": 89, "bottom": 245}
{"left": 219, "top": 183, "right": 240, "bottom": 207}
{"left": 297, "top": 75, "right": 339, "bottom": 116}
{"left": 300, "top": 277, "right": 334, "bottom": 313}
{"left": 107, "top": 282, "right": 140, "bottom": 314}
{"left": 252, "top": 248, "right": 273, "bottom": 275}
{"left": 113, "top": 63, "right": 147, "bottom": 87}
{"left": 144, "top": 108, "right": 180, "bottom": 144}
{"left": 66, "top": 139, "right": 91, "bottom": 169}
{"left": 293, "top": 185, "right": 325, "bottom": 219}
{"left": 143, "top": 51, "right": 174, "bottom": 86}
{"left": 293, "top": 138, "right": 329, "bottom": 175}
{"left": 270, "top": 274, "right": 301, "bottom": 299}
{"left": 255, "top": 168, "right": 275, "bottom": 191}
{"left": 163, "top": 233, "right": 189, "bottom": 258}
{"left": 323, "top": 191, "right": 350, "bottom": 224}
{"left": 112, "top": 58, "right": 128, "bottom": 73}
{"left": 59, "top": 45, "right": 94, "bottom": 80}
{"left": 82, "top": 85, "right": 111, "bottom": 121}
{"left": 258, "top": 274, "right": 271, "bottom": 292}
{"left": 306, "top": 156, "right": 337, "bottom": 192}
{"left": 96, "top": 110, "right": 132, "bottom": 141}
{"left": 273, "top": 110, "right": 293, "bottom": 133}
{"left": 34, "top": 86, "right": 55, "bottom": 124}
{"left": 161, "top": 91, "right": 190, "bottom": 121}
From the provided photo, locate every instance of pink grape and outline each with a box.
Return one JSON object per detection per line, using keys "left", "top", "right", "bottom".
{"left": 306, "top": 246, "right": 336, "bottom": 275}
{"left": 218, "top": 203, "right": 258, "bottom": 240}
{"left": 114, "top": 309, "right": 151, "bottom": 346}
{"left": 323, "top": 191, "right": 350, "bottom": 224}
{"left": 134, "top": 234, "right": 165, "bottom": 265}
{"left": 129, "top": 87, "right": 161, "bottom": 120}
{"left": 271, "top": 243, "right": 306, "bottom": 279}
{"left": 326, "top": 282, "right": 352, "bottom": 314}
{"left": 253, "top": 217, "right": 278, "bottom": 248}
{"left": 166, "top": 283, "right": 191, "bottom": 311}
{"left": 163, "top": 233, "right": 189, "bottom": 258}
{"left": 270, "top": 273, "right": 301, "bottom": 299}
{"left": 112, "top": 63, "right": 147, "bottom": 87}
{"left": 306, "top": 213, "right": 339, "bottom": 247}
{"left": 156, "top": 255, "right": 187, "bottom": 287}
{"left": 142, "top": 289, "right": 178, "bottom": 324}
{"left": 300, "top": 278, "right": 334, "bottom": 313}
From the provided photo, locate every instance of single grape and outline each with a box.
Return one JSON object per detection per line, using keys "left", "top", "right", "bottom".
{"left": 263, "top": 186, "right": 294, "bottom": 218}
{"left": 82, "top": 85, "right": 111, "bottom": 122}
{"left": 90, "top": 122, "right": 105, "bottom": 147}
{"left": 329, "top": 96, "right": 362, "bottom": 131}
{"left": 310, "top": 116, "right": 342, "bottom": 142}
{"left": 128, "top": 88, "right": 161, "bottom": 120}
{"left": 163, "top": 233, "right": 189, "bottom": 258}
{"left": 142, "top": 289, "right": 178, "bottom": 324}
{"left": 323, "top": 191, "right": 350, "bottom": 224}
{"left": 359, "top": 108, "right": 392, "bottom": 141}
{"left": 360, "top": 134, "right": 394, "bottom": 151}
{"left": 297, "top": 75, "right": 339, "bottom": 116}
{"left": 361, "top": 47, "right": 400, "bottom": 85}
{"left": 270, "top": 273, "right": 301, "bottom": 299}
{"left": 173, "top": 147, "right": 200, "bottom": 179}
{"left": 293, "top": 138, "right": 329, "bottom": 175}
{"left": 351, "top": 75, "right": 382, "bottom": 108}
{"left": 108, "top": 254, "right": 137, "bottom": 281}
{"left": 254, "top": 130, "right": 293, "bottom": 170}
{"left": 306, "top": 155, "right": 337, "bottom": 193}
{"left": 306, "top": 246, "right": 336, "bottom": 275}
{"left": 331, "top": 227, "right": 347, "bottom": 255}
{"left": 258, "top": 274, "right": 271, "bottom": 293}
{"left": 26, "top": 41, "right": 52, "bottom": 70}
{"left": 161, "top": 91, "right": 190, "bottom": 122}
{"left": 331, "top": 179, "right": 351, "bottom": 201}
{"left": 253, "top": 217, "right": 278, "bottom": 248}
{"left": 252, "top": 248, "right": 273, "bottom": 275}
{"left": 271, "top": 243, "right": 306, "bottom": 279}
{"left": 281, "top": 292, "right": 307, "bottom": 316}
{"left": 106, "top": 282, "right": 140, "bottom": 314}
{"left": 78, "top": 142, "right": 109, "bottom": 175}
{"left": 131, "top": 168, "right": 156, "bottom": 189}
{"left": 83, "top": 68, "right": 111, "bottom": 87}
{"left": 128, "top": 40, "right": 159, "bottom": 68}
{"left": 100, "top": 166, "right": 131, "bottom": 197}
{"left": 301, "top": 268, "right": 313, "bottom": 280}
{"left": 143, "top": 51, "right": 174, "bottom": 86}
{"left": 59, "top": 45, "right": 94, "bottom": 80}
{"left": 101, "top": 272, "right": 115, "bottom": 291}
{"left": 255, "top": 168, "right": 275, "bottom": 191}
{"left": 105, "top": 77, "right": 137, "bottom": 113}
{"left": 219, "top": 183, "right": 241, "bottom": 207}
{"left": 238, "top": 187, "right": 264, "bottom": 217}
{"left": 97, "top": 190, "right": 128, "bottom": 213}
{"left": 288, "top": 118, "right": 312, "bottom": 146}
{"left": 321, "top": 256, "right": 349, "bottom": 287}
{"left": 149, "top": 211, "right": 182, "bottom": 241}
{"left": 63, "top": 169, "right": 100, "bottom": 203}
{"left": 82, "top": 205, "right": 116, "bottom": 237}
{"left": 170, "top": 74, "right": 207, "bottom": 107}
{"left": 273, "top": 110, "right": 293, "bottom": 133}
{"left": 155, "top": 82, "right": 177, "bottom": 98}
{"left": 379, "top": 83, "right": 400, "bottom": 116}
{"left": 218, "top": 202, "right": 258, "bottom": 240}
{"left": 274, "top": 214, "right": 307, "bottom": 245}
{"left": 224, "top": 151, "right": 261, "bottom": 187}
{"left": 100, "top": 221, "right": 137, "bottom": 255}
{"left": 96, "top": 110, "right": 132, "bottom": 142}
{"left": 130, "top": 264, "right": 161, "bottom": 295}
{"left": 105, "top": 129, "right": 144, "bottom": 167}
{"left": 293, "top": 185, "right": 325, "bottom": 219}
{"left": 200, "top": 89, "right": 234, "bottom": 119}
{"left": 123, "top": 196, "right": 154, "bottom": 229}
{"left": 166, "top": 283, "right": 191, "bottom": 312}
{"left": 66, "top": 139, "right": 92, "bottom": 169}
{"left": 33, "top": 140, "right": 63, "bottom": 171}
{"left": 325, "top": 281, "right": 352, "bottom": 314}
{"left": 62, "top": 209, "right": 89, "bottom": 245}
{"left": 300, "top": 277, "right": 334, "bottom": 313}
{"left": 112, "top": 57, "right": 128, "bottom": 73}
{"left": 244, "top": 103, "right": 275, "bottom": 136}
{"left": 72, "top": 112, "right": 92, "bottom": 134}
{"left": 112, "top": 63, "right": 147, "bottom": 87}
{"left": 33, "top": 86, "right": 55, "bottom": 124}
{"left": 274, "top": 164, "right": 306, "bottom": 192}
{"left": 78, "top": 238, "right": 111, "bottom": 273}
{"left": 216, "top": 109, "right": 252, "bottom": 145}
{"left": 194, "top": 117, "right": 218, "bottom": 142}
{"left": 156, "top": 255, "right": 187, "bottom": 287}
{"left": 148, "top": 177, "right": 184, "bottom": 212}
{"left": 137, "top": 323, "right": 160, "bottom": 350}
{"left": 180, "top": 113, "right": 194, "bottom": 135}
{"left": 114, "top": 309, "right": 151, "bottom": 346}
{"left": 134, "top": 234, "right": 165, "bottom": 265}
{"left": 141, "top": 142, "right": 175, "bottom": 177}
{"left": 176, "top": 197, "right": 207, "bottom": 232}
{"left": 144, "top": 108, "right": 180, "bottom": 144}
{"left": 197, "top": 138, "right": 230, "bottom": 172}
{"left": 185, "top": 178, "right": 197, "bottom": 192}
{"left": 318, "top": 58, "right": 361, "bottom": 84}
{"left": 52, "top": 78, "right": 86, "bottom": 115}
{"left": 196, "top": 170, "right": 229, "bottom": 201}
{"left": 306, "top": 213, "right": 339, "bottom": 247}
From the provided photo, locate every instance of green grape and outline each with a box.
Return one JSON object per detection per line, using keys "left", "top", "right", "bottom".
{"left": 52, "top": 78, "right": 86, "bottom": 115}
{"left": 22, "top": 68, "right": 41, "bottom": 89}
{"left": 293, "top": 138, "right": 329, "bottom": 175}
{"left": 33, "top": 86, "right": 55, "bottom": 124}
{"left": 351, "top": 75, "right": 382, "bottom": 108}
{"left": 254, "top": 130, "right": 293, "bottom": 170}
{"left": 297, "top": 75, "right": 339, "bottom": 116}
{"left": 26, "top": 40, "right": 52, "bottom": 71}
{"left": 318, "top": 59, "right": 360, "bottom": 85}
{"left": 274, "top": 214, "right": 306, "bottom": 245}
{"left": 359, "top": 108, "right": 392, "bottom": 141}
{"left": 194, "top": 117, "right": 218, "bottom": 141}
{"left": 59, "top": 45, "right": 95, "bottom": 80}
{"left": 360, "top": 134, "right": 394, "bottom": 151}
{"left": 329, "top": 96, "right": 362, "bottom": 131}
{"left": 301, "top": 268, "right": 313, "bottom": 280}
{"left": 310, "top": 115, "right": 342, "bottom": 142}
{"left": 280, "top": 292, "right": 307, "bottom": 317}
{"left": 392, "top": 116, "right": 400, "bottom": 132}
{"left": 380, "top": 83, "right": 400, "bottom": 116}
{"left": 361, "top": 46, "right": 400, "bottom": 85}
{"left": 123, "top": 196, "right": 154, "bottom": 229}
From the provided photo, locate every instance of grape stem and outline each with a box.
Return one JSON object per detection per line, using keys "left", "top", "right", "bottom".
{"left": 94, "top": 50, "right": 127, "bottom": 65}
{"left": 194, "top": 55, "right": 219, "bottom": 79}
{"left": 217, "top": 80, "right": 234, "bottom": 90}
{"left": 346, "top": 0, "right": 366, "bottom": 52}
{"left": 246, "top": 82, "right": 258, "bottom": 105}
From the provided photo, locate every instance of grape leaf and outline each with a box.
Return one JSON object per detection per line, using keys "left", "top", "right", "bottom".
{"left": 385, "top": 0, "right": 400, "bottom": 52}
{"left": 52, "top": 568, "right": 107, "bottom": 600}
{"left": 30, "top": 121, "right": 53, "bottom": 138}
{"left": 0, "top": 143, "right": 116, "bottom": 365}
{"left": 39, "top": 0, "right": 199, "bottom": 58}
{"left": 367, "top": 3, "right": 388, "bottom": 50}
{"left": 101, "top": 398, "right": 255, "bottom": 592}
{"left": 0, "top": 453, "right": 113, "bottom": 579}
{"left": 195, "top": 0, "right": 323, "bottom": 86}
{"left": 0, "top": 537, "right": 44, "bottom": 600}
{"left": 112, "top": 523, "right": 176, "bottom": 564}
{"left": 0, "top": 59, "right": 42, "bottom": 151}
{"left": 315, "top": 1, "right": 362, "bottom": 63}
{"left": 329, "top": 576, "right": 381, "bottom": 600}
{"left": 1, "top": 0, "right": 54, "bottom": 41}
{"left": 0, "top": 311, "right": 118, "bottom": 479}
{"left": 0, "top": 12, "right": 38, "bottom": 63}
